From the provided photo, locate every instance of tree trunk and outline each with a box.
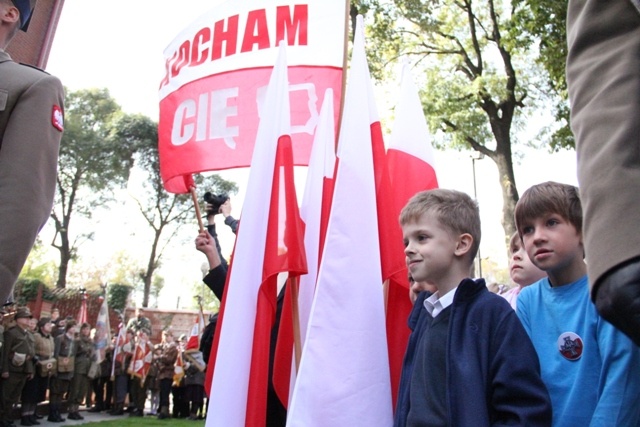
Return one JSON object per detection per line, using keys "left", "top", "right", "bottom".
{"left": 56, "top": 231, "right": 71, "bottom": 289}
{"left": 142, "top": 229, "right": 161, "bottom": 307}
{"left": 492, "top": 152, "right": 519, "bottom": 243}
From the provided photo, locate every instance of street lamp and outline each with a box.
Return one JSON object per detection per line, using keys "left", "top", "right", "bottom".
{"left": 471, "top": 152, "right": 485, "bottom": 278}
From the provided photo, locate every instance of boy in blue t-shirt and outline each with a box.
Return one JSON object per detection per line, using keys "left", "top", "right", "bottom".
{"left": 515, "top": 181, "right": 640, "bottom": 427}
{"left": 396, "top": 189, "right": 551, "bottom": 426}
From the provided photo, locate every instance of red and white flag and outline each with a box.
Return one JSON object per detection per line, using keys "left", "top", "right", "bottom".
{"left": 387, "top": 59, "right": 438, "bottom": 207}
{"left": 158, "top": 0, "right": 346, "bottom": 193}
{"left": 185, "top": 315, "right": 202, "bottom": 352}
{"left": 94, "top": 296, "right": 111, "bottom": 364}
{"left": 205, "top": 43, "right": 307, "bottom": 427}
{"left": 173, "top": 349, "right": 185, "bottom": 387}
{"left": 111, "top": 323, "right": 128, "bottom": 378}
{"left": 287, "top": 15, "right": 393, "bottom": 426}
{"left": 77, "top": 292, "right": 88, "bottom": 325}
{"left": 272, "top": 90, "right": 337, "bottom": 407}
{"left": 385, "top": 59, "right": 440, "bottom": 408}
{"left": 128, "top": 335, "right": 153, "bottom": 383}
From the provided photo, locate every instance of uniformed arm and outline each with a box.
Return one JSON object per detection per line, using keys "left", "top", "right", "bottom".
{"left": 590, "top": 316, "right": 640, "bottom": 426}
{"left": 0, "top": 71, "right": 64, "bottom": 303}
{"left": 220, "top": 200, "right": 239, "bottom": 235}
{"left": 53, "top": 335, "right": 61, "bottom": 358}
{"left": 1, "top": 329, "right": 14, "bottom": 376}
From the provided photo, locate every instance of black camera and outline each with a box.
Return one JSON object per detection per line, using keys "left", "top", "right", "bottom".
{"left": 203, "top": 192, "right": 229, "bottom": 216}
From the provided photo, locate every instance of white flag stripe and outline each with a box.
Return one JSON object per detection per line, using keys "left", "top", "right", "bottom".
{"left": 288, "top": 91, "right": 336, "bottom": 404}
{"left": 298, "top": 89, "right": 336, "bottom": 345}
{"left": 206, "top": 42, "right": 291, "bottom": 427}
{"left": 287, "top": 15, "right": 393, "bottom": 426}
{"left": 389, "top": 59, "right": 436, "bottom": 166}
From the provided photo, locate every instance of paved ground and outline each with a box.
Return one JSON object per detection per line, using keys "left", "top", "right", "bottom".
{"left": 15, "top": 400, "right": 164, "bottom": 427}
{"left": 21, "top": 407, "right": 156, "bottom": 427}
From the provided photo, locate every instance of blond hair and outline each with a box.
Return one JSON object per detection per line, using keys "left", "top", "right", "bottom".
{"left": 400, "top": 189, "right": 481, "bottom": 262}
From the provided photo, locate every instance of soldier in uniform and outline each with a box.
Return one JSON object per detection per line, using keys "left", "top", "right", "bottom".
{"left": 110, "top": 328, "right": 134, "bottom": 416}
{"left": 67, "top": 322, "right": 94, "bottom": 420}
{"left": 48, "top": 320, "right": 77, "bottom": 423}
{"left": 29, "top": 318, "right": 54, "bottom": 425}
{"left": 156, "top": 330, "right": 178, "bottom": 420}
{"left": 128, "top": 328, "right": 151, "bottom": 417}
{"left": 0, "top": 0, "right": 65, "bottom": 304}
{"left": 125, "top": 308, "right": 151, "bottom": 335}
{"left": 18, "top": 317, "right": 37, "bottom": 426}
{"left": 0, "top": 307, "right": 35, "bottom": 427}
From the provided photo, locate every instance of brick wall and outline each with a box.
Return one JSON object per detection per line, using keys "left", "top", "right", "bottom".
{"left": 6, "top": 0, "right": 65, "bottom": 68}
{"left": 123, "top": 307, "right": 214, "bottom": 345}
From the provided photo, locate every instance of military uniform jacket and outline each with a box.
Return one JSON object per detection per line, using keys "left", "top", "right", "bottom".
{"left": 0, "top": 50, "right": 64, "bottom": 302}
{"left": 126, "top": 316, "right": 151, "bottom": 333}
{"left": 157, "top": 343, "right": 178, "bottom": 381}
{"left": 2, "top": 325, "right": 35, "bottom": 375}
{"left": 54, "top": 333, "right": 76, "bottom": 380}
{"left": 34, "top": 331, "right": 54, "bottom": 360}
{"left": 74, "top": 335, "right": 94, "bottom": 375}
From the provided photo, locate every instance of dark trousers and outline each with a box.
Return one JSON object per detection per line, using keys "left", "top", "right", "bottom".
{"left": 92, "top": 376, "right": 109, "bottom": 409}
{"left": 114, "top": 374, "right": 128, "bottom": 404}
{"left": 130, "top": 377, "right": 146, "bottom": 411}
{"left": 49, "top": 377, "right": 70, "bottom": 406}
{"left": 171, "top": 385, "right": 189, "bottom": 418}
{"left": 159, "top": 378, "right": 172, "bottom": 408}
{"left": 1, "top": 372, "right": 28, "bottom": 422}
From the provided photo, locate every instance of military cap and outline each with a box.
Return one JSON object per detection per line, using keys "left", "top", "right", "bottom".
{"left": 10, "top": 0, "right": 35, "bottom": 31}
{"left": 14, "top": 306, "right": 33, "bottom": 319}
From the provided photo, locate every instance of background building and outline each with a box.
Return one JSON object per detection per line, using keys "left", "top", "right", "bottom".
{"left": 6, "top": 0, "right": 65, "bottom": 69}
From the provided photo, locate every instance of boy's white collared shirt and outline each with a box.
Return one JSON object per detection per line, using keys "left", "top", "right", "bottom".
{"left": 424, "top": 287, "right": 458, "bottom": 318}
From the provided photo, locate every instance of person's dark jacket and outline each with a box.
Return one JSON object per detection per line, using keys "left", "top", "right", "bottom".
{"left": 394, "top": 290, "right": 431, "bottom": 426}
{"left": 396, "top": 278, "right": 552, "bottom": 427}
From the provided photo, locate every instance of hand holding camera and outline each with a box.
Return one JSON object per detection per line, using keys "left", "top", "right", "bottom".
{"left": 203, "top": 192, "right": 229, "bottom": 216}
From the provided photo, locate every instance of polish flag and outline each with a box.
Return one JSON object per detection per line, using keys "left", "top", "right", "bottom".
{"left": 385, "top": 59, "right": 440, "bottom": 409}
{"left": 94, "top": 296, "right": 111, "bottom": 364}
{"left": 128, "top": 336, "right": 153, "bottom": 383}
{"left": 185, "top": 316, "right": 202, "bottom": 352}
{"left": 287, "top": 15, "right": 393, "bottom": 426}
{"left": 272, "top": 90, "right": 337, "bottom": 407}
{"left": 205, "top": 43, "right": 307, "bottom": 427}
{"left": 77, "top": 292, "right": 88, "bottom": 325}
{"left": 110, "top": 323, "right": 128, "bottom": 378}
{"left": 173, "top": 349, "right": 185, "bottom": 387}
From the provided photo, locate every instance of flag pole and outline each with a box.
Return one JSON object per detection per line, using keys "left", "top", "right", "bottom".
{"left": 290, "top": 276, "right": 303, "bottom": 371}
{"left": 190, "top": 186, "right": 205, "bottom": 233}
{"left": 336, "top": 0, "right": 351, "bottom": 147}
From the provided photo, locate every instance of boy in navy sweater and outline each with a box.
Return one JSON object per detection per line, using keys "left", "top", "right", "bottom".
{"left": 396, "top": 189, "right": 551, "bottom": 426}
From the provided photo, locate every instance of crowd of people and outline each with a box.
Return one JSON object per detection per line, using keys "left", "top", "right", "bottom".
{"left": 0, "top": 305, "right": 214, "bottom": 427}
{"left": 395, "top": 184, "right": 640, "bottom": 427}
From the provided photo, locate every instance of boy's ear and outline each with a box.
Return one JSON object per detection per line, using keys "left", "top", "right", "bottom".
{"left": 454, "top": 233, "right": 473, "bottom": 257}
{"left": 1, "top": 3, "right": 20, "bottom": 26}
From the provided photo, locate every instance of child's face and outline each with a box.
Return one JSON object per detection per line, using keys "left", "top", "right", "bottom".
{"left": 520, "top": 213, "right": 583, "bottom": 279}
{"left": 509, "top": 237, "right": 546, "bottom": 287}
{"left": 403, "top": 213, "right": 459, "bottom": 285}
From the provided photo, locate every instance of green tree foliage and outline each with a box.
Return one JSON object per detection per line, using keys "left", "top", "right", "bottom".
{"left": 107, "top": 283, "right": 133, "bottom": 313}
{"left": 355, "top": 0, "right": 568, "bottom": 239}
{"left": 19, "top": 237, "right": 57, "bottom": 286}
{"left": 14, "top": 279, "right": 58, "bottom": 305}
{"left": 510, "top": 0, "right": 572, "bottom": 151}
{"left": 125, "top": 116, "right": 239, "bottom": 307}
{"left": 52, "top": 88, "right": 137, "bottom": 288}
{"left": 191, "top": 281, "right": 221, "bottom": 313}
